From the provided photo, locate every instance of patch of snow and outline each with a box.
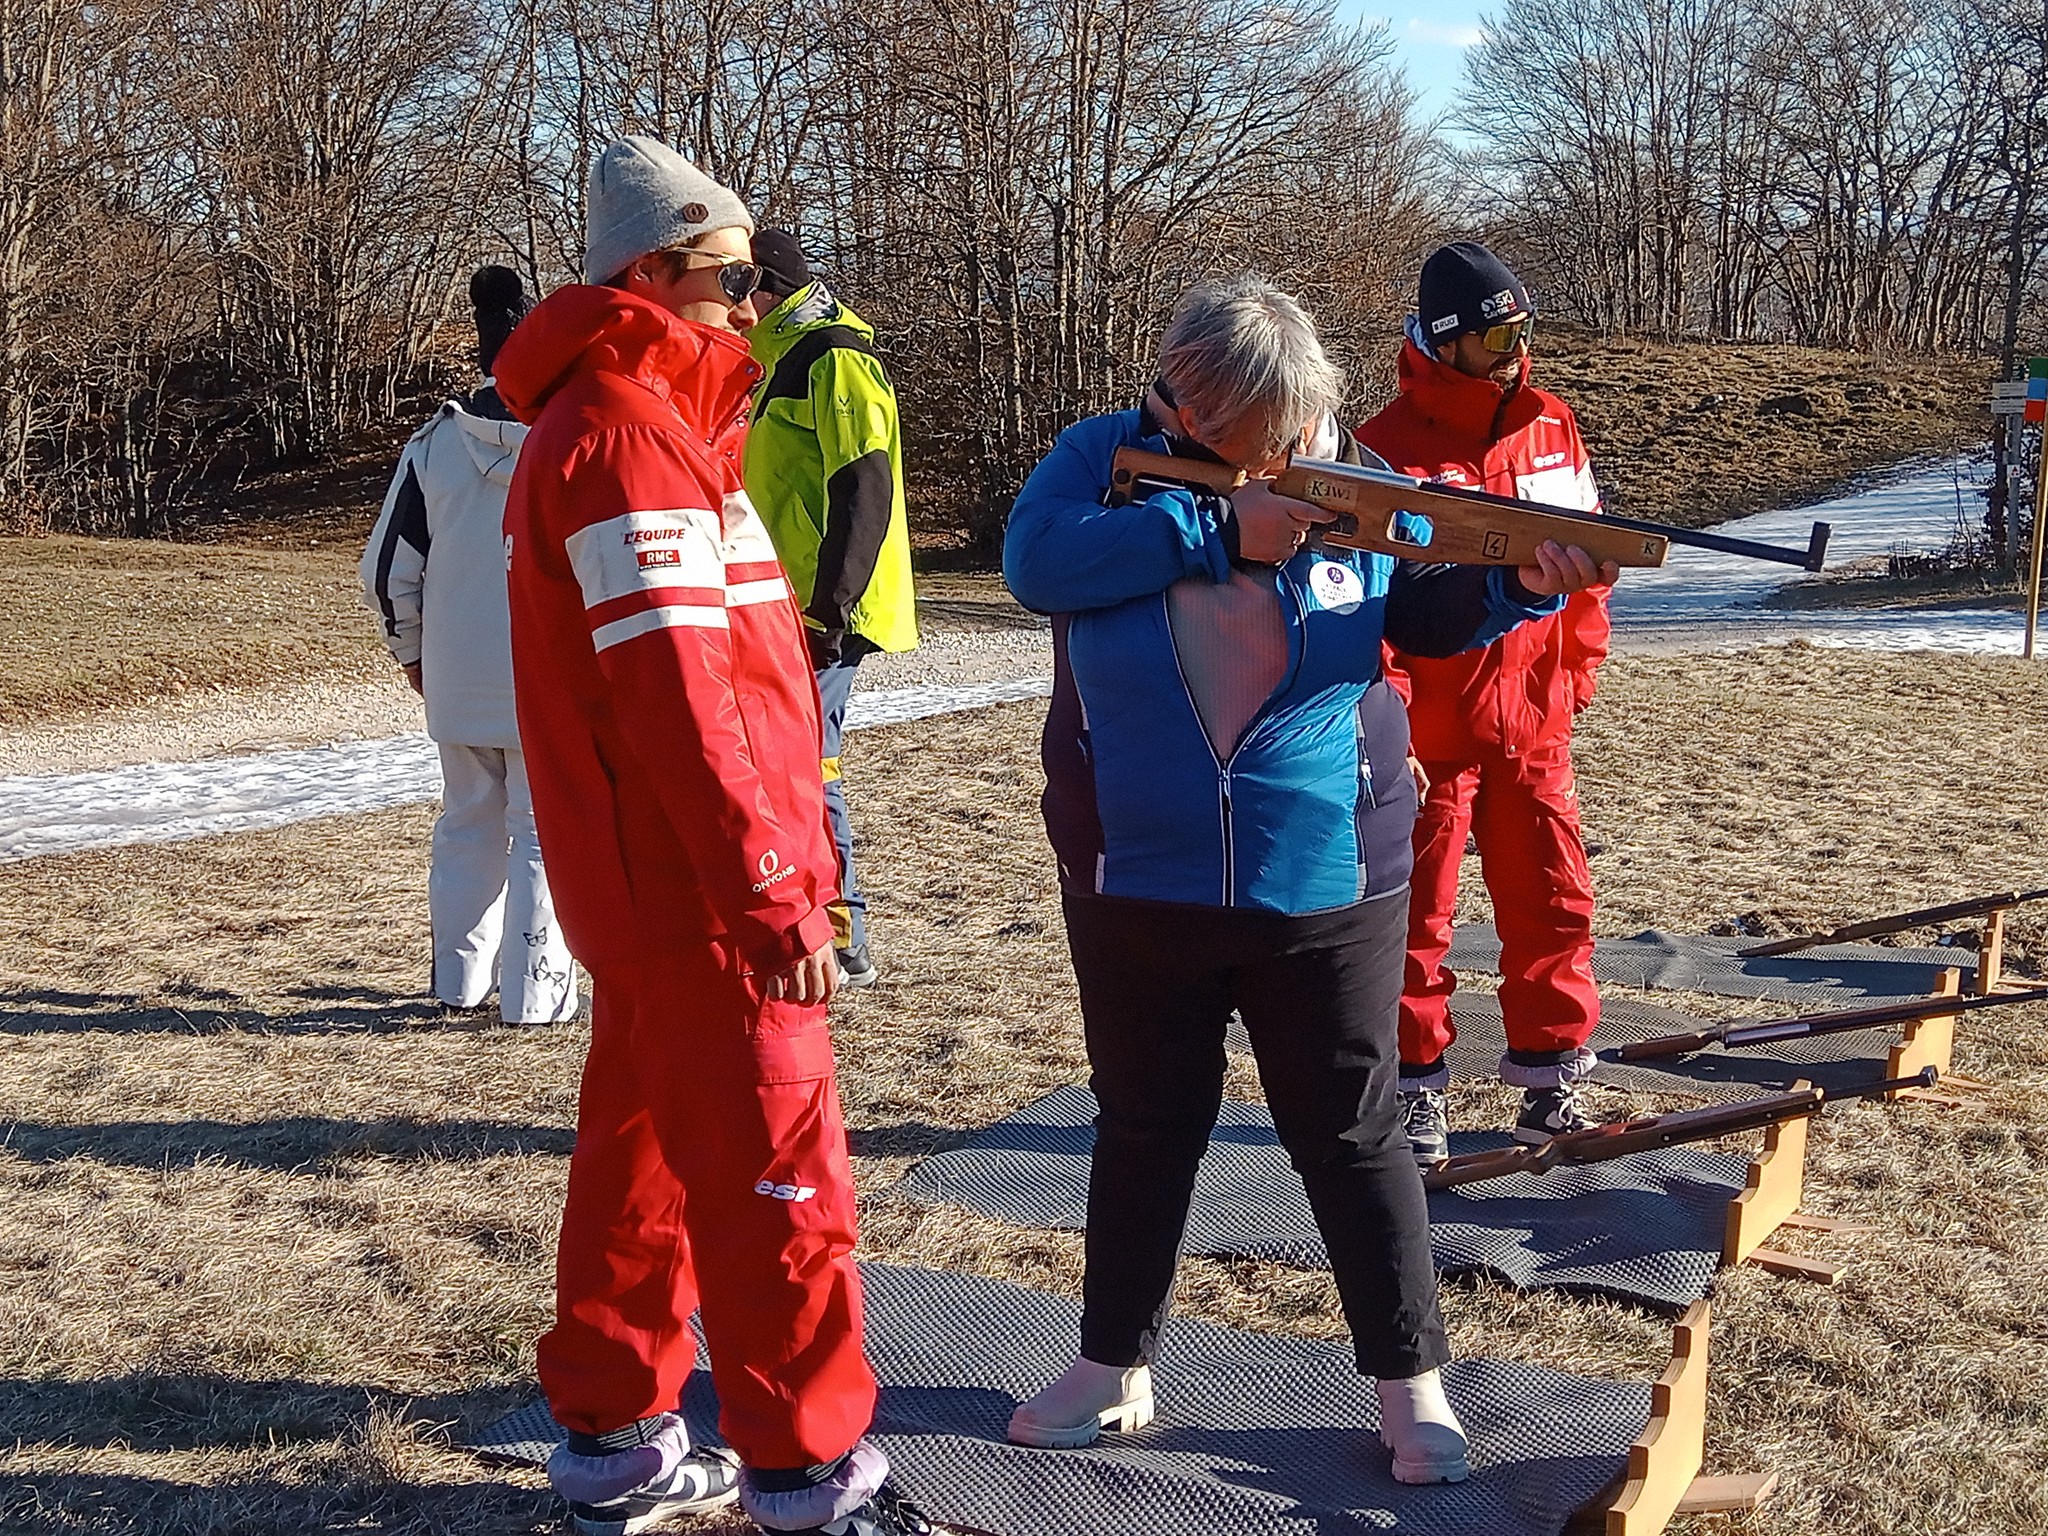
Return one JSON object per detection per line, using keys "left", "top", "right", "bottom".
{"left": 1609, "top": 456, "right": 2021, "bottom": 653}
{"left": 0, "top": 677, "right": 1053, "bottom": 864}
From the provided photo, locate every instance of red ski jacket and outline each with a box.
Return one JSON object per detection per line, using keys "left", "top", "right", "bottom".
{"left": 1358, "top": 337, "right": 1611, "bottom": 762}
{"left": 496, "top": 286, "right": 838, "bottom": 979}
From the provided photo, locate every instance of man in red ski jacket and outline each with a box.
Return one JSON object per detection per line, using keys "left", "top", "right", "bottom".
{"left": 1356, "top": 242, "right": 1608, "bottom": 1160}
{"left": 495, "top": 137, "right": 927, "bottom": 1536}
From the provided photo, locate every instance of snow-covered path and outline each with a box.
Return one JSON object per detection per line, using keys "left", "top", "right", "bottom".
{"left": 0, "top": 676, "right": 1052, "bottom": 864}
{"left": 1609, "top": 455, "right": 2017, "bottom": 653}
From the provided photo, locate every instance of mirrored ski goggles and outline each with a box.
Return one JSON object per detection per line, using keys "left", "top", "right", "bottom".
{"left": 672, "top": 250, "right": 763, "bottom": 305}
{"left": 1473, "top": 313, "right": 1535, "bottom": 354}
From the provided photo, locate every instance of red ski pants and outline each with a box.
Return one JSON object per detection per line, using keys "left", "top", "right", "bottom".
{"left": 537, "top": 944, "right": 876, "bottom": 1469}
{"left": 1399, "top": 741, "right": 1599, "bottom": 1068}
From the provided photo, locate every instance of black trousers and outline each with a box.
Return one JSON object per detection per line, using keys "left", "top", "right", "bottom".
{"left": 1063, "top": 888, "right": 1449, "bottom": 1380}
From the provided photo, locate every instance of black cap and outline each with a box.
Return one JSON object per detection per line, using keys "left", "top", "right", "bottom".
{"left": 469, "top": 265, "right": 528, "bottom": 376}
{"left": 752, "top": 228, "right": 813, "bottom": 301}
{"left": 1417, "top": 242, "right": 1532, "bottom": 345}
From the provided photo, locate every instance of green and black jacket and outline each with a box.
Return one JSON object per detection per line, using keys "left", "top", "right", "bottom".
{"left": 743, "top": 284, "right": 918, "bottom": 660}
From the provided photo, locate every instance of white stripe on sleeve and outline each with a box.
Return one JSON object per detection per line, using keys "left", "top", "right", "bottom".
{"left": 726, "top": 576, "right": 793, "bottom": 607}
{"left": 591, "top": 603, "right": 731, "bottom": 654}
{"left": 565, "top": 508, "right": 724, "bottom": 611}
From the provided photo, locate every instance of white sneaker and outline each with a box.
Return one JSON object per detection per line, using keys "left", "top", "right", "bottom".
{"left": 1007, "top": 1357, "right": 1155, "bottom": 1448}
{"left": 1377, "top": 1370, "right": 1470, "bottom": 1485}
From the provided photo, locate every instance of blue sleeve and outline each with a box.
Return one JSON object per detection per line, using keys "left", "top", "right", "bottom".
{"left": 1004, "top": 417, "right": 1232, "bottom": 613}
{"left": 1383, "top": 562, "right": 1564, "bottom": 659}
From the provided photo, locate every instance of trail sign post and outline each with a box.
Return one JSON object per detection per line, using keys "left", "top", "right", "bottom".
{"left": 2026, "top": 360, "right": 2048, "bottom": 659}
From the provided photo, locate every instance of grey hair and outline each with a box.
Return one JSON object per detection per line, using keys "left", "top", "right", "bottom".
{"left": 1156, "top": 275, "right": 1345, "bottom": 462}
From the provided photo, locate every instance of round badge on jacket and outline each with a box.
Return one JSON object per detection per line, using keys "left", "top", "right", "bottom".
{"left": 1308, "top": 559, "right": 1365, "bottom": 614}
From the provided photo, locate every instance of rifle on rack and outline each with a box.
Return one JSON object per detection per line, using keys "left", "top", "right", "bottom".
{"left": 1107, "top": 447, "right": 1832, "bottom": 571}
{"left": 1735, "top": 887, "right": 2048, "bottom": 957}
{"left": 1612, "top": 987, "right": 2038, "bottom": 1062}
{"left": 1423, "top": 1068, "right": 1936, "bottom": 1190}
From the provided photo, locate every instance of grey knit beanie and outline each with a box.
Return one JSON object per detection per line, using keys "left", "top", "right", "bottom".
{"left": 583, "top": 136, "right": 754, "bottom": 286}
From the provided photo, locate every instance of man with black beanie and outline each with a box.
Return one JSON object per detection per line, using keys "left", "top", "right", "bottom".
{"left": 742, "top": 229, "right": 919, "bottom": 988}
{"left": 360, "top": 265, "right": 581, "bottom": 1025}
{"left": 1356, "top": 241, "right": 1610, "bottom": 1158}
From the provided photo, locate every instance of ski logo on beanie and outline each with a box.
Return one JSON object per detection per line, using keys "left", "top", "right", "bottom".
{"left": 1480, "top": 288, "right": 1520, "bottom": 319}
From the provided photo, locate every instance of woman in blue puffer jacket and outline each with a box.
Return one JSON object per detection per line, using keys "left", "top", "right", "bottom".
{"left": 1001, "top": 274, "right": 1616, "bottom": 1484}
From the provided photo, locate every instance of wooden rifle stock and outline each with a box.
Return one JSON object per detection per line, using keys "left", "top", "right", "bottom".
{"left": 1422, "top": 1068, "right": 1937, "bottom": 1190}
{"left": 1735, "top": 886, "right": 2048, "bottom": 957}
{"left": 1106, "top": 447, "right": 1831, "bottom": 571}
{"left": 1613, "top": 987, "right": 2037, "bottom": 1062}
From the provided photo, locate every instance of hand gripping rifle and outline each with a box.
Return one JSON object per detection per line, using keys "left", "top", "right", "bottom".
{"left": 1612, "top": 987, "right": 2039, "bottom": 1062}
{"left": 1734, "top": 887, "right": 2048, "bottom": 957}
{"left": 1107, "top": 448, "right": 1831, "bottom": 571}
{"left": 1422, "top": 1067, "right": 1937, "bottom": 1190}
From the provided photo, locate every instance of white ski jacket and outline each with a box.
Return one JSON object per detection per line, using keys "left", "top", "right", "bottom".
{"left": 361, "top": 392, "right": 527, "bottom": 748}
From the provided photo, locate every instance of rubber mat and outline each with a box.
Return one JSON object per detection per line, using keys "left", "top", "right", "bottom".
{"left": 894, "top": 1085, "right": 1739, "bottom": 1312}
{"left": 467, "top": 1262, "right": 1651, "bottom": 1536}
{"left": 1446, "top": 925, "right": 1965, "bottom": 1006}
{"left": 1444, "top": 992, "right": 1907, "bottom": 1100}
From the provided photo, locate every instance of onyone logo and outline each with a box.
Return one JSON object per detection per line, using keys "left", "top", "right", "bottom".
{"left": 755, "top": 1180, "right": 817, "bottom": 1203}
{"left": 637, "top": 548, "right": 681, "bottom": 570}
{"left": 752, "top": 848, "right": 797, "bottom": 892}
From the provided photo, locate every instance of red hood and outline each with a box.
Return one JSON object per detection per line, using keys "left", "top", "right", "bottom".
{"left": 495, "top": 285, "right": 763, "bottom": 438}
{"left": 1394, "top": 336, "right": 1541, "bottom": 443}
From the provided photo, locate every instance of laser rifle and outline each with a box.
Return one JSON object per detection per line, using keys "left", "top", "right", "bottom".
{"left": 1735, "top": 887, "right": 2048, "bottom": 957}
{"left": 1612, "top": 987, "right": 2038, "bottom": 1062}
{"left": 1422, "top": 1068, "right": 1937, "bottom": 1190}
{"left": 1107, "top": 448, "right": 1831, "bottom": 571}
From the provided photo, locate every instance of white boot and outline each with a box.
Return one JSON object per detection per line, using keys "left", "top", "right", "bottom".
{"left": 1377, "top": 1369, "right": 1469, "bottom": 1485}
{"left": 1008, "top": 1357, "right": 1155, "bottom": 1448}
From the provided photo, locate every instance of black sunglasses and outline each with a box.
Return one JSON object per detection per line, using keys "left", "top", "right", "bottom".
{"left": 672, "top": 250, "right": 763, "bottom": 305}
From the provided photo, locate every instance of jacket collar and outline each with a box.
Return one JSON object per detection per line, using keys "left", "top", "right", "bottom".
{"left": 1393, "top": 324, "right": 1540, "bottom": 444}
{"left": 494, "top": 285, "right": 763, "bottom": 438}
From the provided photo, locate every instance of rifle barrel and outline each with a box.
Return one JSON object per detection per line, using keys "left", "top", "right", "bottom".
{"left": 1328, "top": 461, "right": 1828, "bottom": 571}
{"left": 1737, "top": 886, "right": 2048, "bottom": 957}
{"left": 1422, "top": 1069, "right": 1936, "bottom": 1189}
{"left": 1614, "top": 988, "right": 2036, "bottom": 1061}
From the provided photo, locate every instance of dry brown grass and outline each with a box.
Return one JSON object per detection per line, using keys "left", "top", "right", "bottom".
{"left": 0, "top": 535, "right": 385, "bottom": 725}
{"left": 2, "top": 646, "right": 2046, "bottom": 1534}
{"left": 1523, "top": 336, "right": 1986, "bottom": 532}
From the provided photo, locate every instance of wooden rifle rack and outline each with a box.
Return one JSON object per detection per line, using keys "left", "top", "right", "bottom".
{"left": 1973, "top": 910, "right": 2048, "bottom": 997}
{"left": 1568, "top": 1303, "right": 1779, "bottom": 1535}
{"left": 1719, "top": 1100, "right": 1844, "bottom": 1284}
{"left": 1889, "top": 968, "right": 1993, "bottom": 1103}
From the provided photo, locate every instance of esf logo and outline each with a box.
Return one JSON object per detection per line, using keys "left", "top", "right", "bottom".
{"left": 756, "top": 1180, "right": 817, "bottom": 1202}
{"left": 637, "top": 547, "right": 681, "bottom": 570}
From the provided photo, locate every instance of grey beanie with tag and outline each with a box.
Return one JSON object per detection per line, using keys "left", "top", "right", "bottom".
{"left": 583, "top": 136, "right": 754, "bottom": 286}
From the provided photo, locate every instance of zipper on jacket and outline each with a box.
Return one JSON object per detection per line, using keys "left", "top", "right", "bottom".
{"left": 1164, "top": 594, "right": 1233, "bottom": 906}
{"left": 1164, "top": 571, "right": 1308, "bottom": 909}
{"left": 1218, "top": 770, "right": 1235, "bottom": 907}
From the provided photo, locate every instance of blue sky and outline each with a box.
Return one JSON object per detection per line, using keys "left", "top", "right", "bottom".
{"left": 1335, "top": 0, "right": 1487, "bottom": 132}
